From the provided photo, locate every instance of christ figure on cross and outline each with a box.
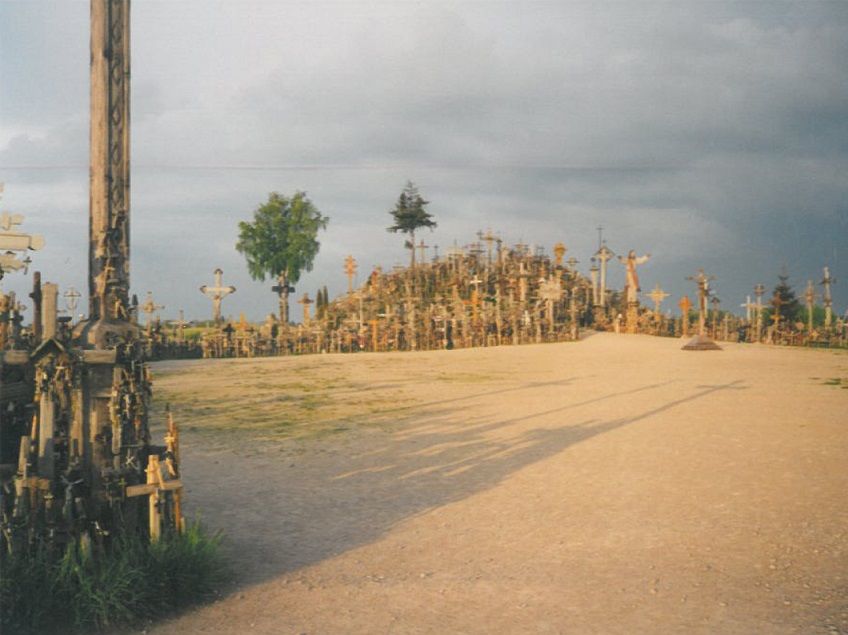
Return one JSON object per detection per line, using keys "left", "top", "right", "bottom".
{"left": 617, "top": 249, "right": 651, "bottom": 304}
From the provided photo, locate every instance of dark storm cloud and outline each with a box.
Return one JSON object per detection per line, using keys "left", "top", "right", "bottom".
{"left": 1, "top": 1, "right": 846, "bottom": 320}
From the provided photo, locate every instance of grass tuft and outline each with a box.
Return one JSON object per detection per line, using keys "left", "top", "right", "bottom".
{"left": 0, "top": 521, "right": 227, "bottom": 634}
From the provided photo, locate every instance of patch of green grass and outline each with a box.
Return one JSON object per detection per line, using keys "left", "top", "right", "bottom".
{"left": 0, "top": 521, "right": 227, "bottom": 634}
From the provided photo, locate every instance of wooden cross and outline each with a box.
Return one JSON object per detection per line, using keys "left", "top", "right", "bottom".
{"left": 645, "top": 283, "right": 670, "bottom": 317}
{"left": 686, "top": 269, "right": 714, "bottom": 335}
{"left": 481, "top": 229, "right": 498, "bottom": 263}
{"left": 770, "top": 292, "right": 783, "bottom": 326}
{"left": 0, "top": 211, "right": 45, "bottom": 277}
{"left": 172, "top": 309, "right": 188, "bottom": 341}
{"left": 416, "top": 239, "right": 429, "bottom": 264}
{"left": 820, "top": 267, "right": 835, "bottom": 328}
{"left": 344, "top": 255, "right": 358, "bottom": 294}
{"left": 804, "top": 280, "right": 816, "bottom": 332}
{"left": 740, "top": 296, "right": 756, "bottom": 322}
{"left": 125, "top": 412, "right": 185, "bottom": 542}
{"left": 63, "top": 286, "right": 81, "bottom": 314}
{"left": 140, "top": 291, "right": 164, "bottom": 327}
{"left": 553, "top": 242, "right": 567, "bottom": 266}
{"left": 298, "top": 293, "right": 314, "bottom": 325}
{"left": 200, "top": 268, "right": 236, "bottom": 323}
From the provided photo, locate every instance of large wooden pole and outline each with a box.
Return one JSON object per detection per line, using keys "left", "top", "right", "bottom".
{"left": 89, "top": 0, "right": 131, "bottom": 324}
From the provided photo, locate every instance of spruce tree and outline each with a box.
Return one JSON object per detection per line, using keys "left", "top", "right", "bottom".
{"left": 771, "top": 274, "right": 801, "bottom": 326}
{"left": 387, "top": 181, "right": 436, "bottom": 269}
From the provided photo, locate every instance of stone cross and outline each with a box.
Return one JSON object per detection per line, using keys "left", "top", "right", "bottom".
{"left": 140, "top": 291, "right": 164, "bottom": 327}
{"left": 200, "top": 268, "right": 236, "bottom": 323}
{"left": 645, "top": 283, "right": 670, "bottom": 318}
{"left": 820, "top": 267, "right": 835, "bottom": 328}
{"left": 804, "top": 279, "right": 816, "bottom": 333}
{"left": 298, "top": 293, "right": 314, "bottom": 325}
{"left": 553, "top": 242, "right": 567, "bottom": 267}
{"left": 344, "top": 255, "right": 357, "bottom": 294}
{"left": 64, "top": 286, "right": 82, "bottom": 316}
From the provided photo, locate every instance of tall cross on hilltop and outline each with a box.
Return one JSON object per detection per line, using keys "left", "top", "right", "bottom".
{"left": 200, "top": 268, "right": 236, "bottom": 323}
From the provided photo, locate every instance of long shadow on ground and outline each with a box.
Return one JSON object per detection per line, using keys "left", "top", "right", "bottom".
{"left": 176, "top": 377, "right": 747, "bottom": 591}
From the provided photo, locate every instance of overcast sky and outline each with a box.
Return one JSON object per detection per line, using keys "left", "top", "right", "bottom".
{"left": 1, "top": 0, "right": 846, "bottom": 322}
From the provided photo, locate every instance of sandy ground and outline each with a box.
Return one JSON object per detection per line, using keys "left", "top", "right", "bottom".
{"left": 141, "top": 333, "right": 848, "bottom": 635}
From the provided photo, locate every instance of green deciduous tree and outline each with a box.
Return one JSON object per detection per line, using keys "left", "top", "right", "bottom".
{"left": 236, "top": 191, "right": 328, "bottom": 324}
{"left": 387, "top": 181, "right": 436, "bottom": 269}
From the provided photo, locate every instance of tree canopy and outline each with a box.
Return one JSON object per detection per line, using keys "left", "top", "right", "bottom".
{"left": 236, "top": 191, "right": 329, "bottom": 284}
{"left": 387, "top": 181, "right": 436, "bottom": 267}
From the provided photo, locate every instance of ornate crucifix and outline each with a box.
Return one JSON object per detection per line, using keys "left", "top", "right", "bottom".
{"left": 200, "top": 268, "right": 236, "bottom": 323}
{"left": 645, "top": 283, "right": 669, "bottom": 319}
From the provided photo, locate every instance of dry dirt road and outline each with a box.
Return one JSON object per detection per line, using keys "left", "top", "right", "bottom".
{"left": 142, "top": 333, "right": 848, "bottom": 635}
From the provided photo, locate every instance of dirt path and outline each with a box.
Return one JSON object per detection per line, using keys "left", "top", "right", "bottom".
{"left": 142, "top": 333, "right": 848, "bottom": 634}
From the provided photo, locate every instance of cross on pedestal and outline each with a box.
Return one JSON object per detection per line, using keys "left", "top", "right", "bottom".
{"left": 344, "top": 255, "right": 358, "bottom": 294}
{"left": 140, "top": 291, "right": 164, "bottom": 328}
{"left": 200, "top": 268, "right": 236, "bottom": 323}
{"left": 645, "top": 283, "right": 670, "bottom": 318}
{"left": 686, "top": 269, "right": 715, "bottom": 336}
